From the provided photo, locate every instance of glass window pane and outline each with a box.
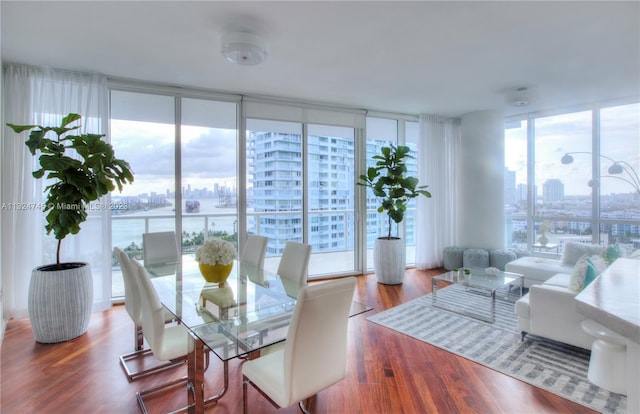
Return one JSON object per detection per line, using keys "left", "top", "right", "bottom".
{"left": 536, "top": 110, "right": 592, "bottom": 249}
{"left": 505, "top": 120, "right": 528, "bottom": 249}
{"left": 405, "top": 121, "right": 419, "bottom": 265}
{"left": 365, "top": 117, "right": 397, "bottom": 270}
{"left": 246, "top": 119, "right": 303, "bottom": 274}
{"left": 600, "top": 102, "right": 640, "bottom": 246}
{"left": 307, "top": 124, "right": 355, "bottom": 275}
{"left": 181, "top": 98, "right": 238, "bottom": 256}
{"left": 110, "top": 91, "right": 176, "bottom": 297}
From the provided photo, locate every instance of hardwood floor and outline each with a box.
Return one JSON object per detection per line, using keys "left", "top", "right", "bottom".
{"left": 1, "top": 268, "right": 594, "bottom": 414}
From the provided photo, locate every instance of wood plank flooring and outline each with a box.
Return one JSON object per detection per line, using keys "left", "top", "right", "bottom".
{"left": 1, "top": 268, "right": 594, "bottom": 413}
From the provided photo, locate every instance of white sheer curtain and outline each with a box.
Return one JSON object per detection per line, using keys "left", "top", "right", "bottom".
{"left": 2, "top": 64, "right": 111, "bottom": 318}
{"left": 415, "top": 114, "right": 461, "bottom": 269}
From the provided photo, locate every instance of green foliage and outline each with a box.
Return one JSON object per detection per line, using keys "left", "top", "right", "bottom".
{"left": 357, "top": 144, "right": 431, "bottom": 239}
{"left": 7, "top": 113, "right": 134, "bottom": 265}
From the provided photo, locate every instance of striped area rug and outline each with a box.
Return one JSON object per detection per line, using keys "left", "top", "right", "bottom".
{"left": 367, "top": 283, "right": 626, "bottom": 414}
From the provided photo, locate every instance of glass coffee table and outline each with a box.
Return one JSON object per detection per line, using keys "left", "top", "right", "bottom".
{"left": 431, "top": 267, "right": 524, "bottom": 323}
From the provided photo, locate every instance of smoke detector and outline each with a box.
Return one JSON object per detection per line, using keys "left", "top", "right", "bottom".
{"left": 507, "top": 87, "right": 531, "bottom": 107}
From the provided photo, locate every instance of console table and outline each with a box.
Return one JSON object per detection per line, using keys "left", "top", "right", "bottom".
{"left": 575, "top": 258, "right": 640, "bottom": 412}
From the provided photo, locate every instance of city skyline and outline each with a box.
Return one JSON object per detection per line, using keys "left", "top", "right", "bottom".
{"left": 505, "top": 103, "right": 639, "bottom": 197}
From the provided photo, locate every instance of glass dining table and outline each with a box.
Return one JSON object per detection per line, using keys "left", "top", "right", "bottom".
{"left": 146, "top": 256, "right": 369, "bottom": 414}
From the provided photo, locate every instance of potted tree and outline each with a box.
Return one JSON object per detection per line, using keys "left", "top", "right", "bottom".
{"left": 7, "top": 113, "right": 134, "bottom": 343}
{"left": 358, "top": 144, "right": 431, "bottom": 284}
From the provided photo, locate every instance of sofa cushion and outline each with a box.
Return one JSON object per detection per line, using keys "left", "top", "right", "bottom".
{"left": 505, "top": 256, "right": 574, "bottom": 286}
{"left": 561, "top": 241, "right": 604, "bottom": 266}
{"left": 544, "top": 273, "right": 571, "bottom": 288}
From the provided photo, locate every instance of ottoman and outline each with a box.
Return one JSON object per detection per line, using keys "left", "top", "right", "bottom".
{"left": 490, "top": 249, "right": 518, "bottom": 271}
{"left": 443, "top": 246, "right": 466, "bottom": 270}
{"left": 463, "top": 249, "right": 490, "bottom": 268}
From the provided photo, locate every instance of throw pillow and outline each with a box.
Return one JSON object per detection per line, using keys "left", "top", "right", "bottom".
{"left": 603, "top": 244, "right": 622, "bottom": 265}
{"left": 588, "top": 254, "right": 608, "bottom": 274}
{"left": 568, "top": 254, "right": 589, "bottom": 292}
{"left": 584, "top": 258, "right": 599, "bottom": 288}
{"left": 561, "top": 241, "right": 605, "bottom": 266}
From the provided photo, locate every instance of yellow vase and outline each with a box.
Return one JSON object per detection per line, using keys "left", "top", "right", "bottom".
{"left": 199, "top": 262, "right": 233, "bottom": 284}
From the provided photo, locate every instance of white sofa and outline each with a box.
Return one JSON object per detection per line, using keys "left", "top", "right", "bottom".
{"left": 515, "top": 272, "right": 594, "bottom": 349}
{"left": 505, "top": 242, "right": 604, "bottom": 288}
{"left": 511, "top": 242, "right": 616, "bottom": 350}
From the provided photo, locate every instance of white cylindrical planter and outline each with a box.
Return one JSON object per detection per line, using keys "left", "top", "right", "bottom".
{"left": 28, "top": 263, "right": 93, "bottom": 343}
{"left": 374, "top": 238, "right": 406, "bottom": 285}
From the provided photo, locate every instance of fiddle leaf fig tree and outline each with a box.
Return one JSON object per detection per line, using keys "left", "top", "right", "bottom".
{"left": 358, "top": 144, "right": 431, "bottom": 239}
{"left": 7, "top": 113, "right": 134, "bottom": 267}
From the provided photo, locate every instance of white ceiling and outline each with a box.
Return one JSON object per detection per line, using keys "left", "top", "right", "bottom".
{"left": 2, "top": 1, "right": 639, "bottom": 117}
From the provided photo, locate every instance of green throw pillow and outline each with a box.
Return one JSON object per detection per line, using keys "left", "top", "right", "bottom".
{"left": 584, "top": 258, "right": 599, "bottom": 288}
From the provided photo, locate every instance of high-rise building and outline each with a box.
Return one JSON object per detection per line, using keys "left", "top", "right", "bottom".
{"left": 504, "top": 168, "right": 516, "bottom": 205}
{"left": 543, "top": 179, "right": 564, "bottom": 203}
{"left": 249, "top": 131, "right": 356, "bottom": 255}
{"left": 248, "top": 131, "right": 416, "bottom": 254}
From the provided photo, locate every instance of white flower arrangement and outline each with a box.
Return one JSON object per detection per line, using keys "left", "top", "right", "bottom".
{"left": 195, "top": 238, "right": 236, "bottom": 266}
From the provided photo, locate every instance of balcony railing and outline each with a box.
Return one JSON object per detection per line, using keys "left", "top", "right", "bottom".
{"left": 111, "top": 208, "right": 418, "bottom": 298}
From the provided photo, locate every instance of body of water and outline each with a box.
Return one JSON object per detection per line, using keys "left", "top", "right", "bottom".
{"left": 112, "top": 198, "right": 239, "bottom": 249}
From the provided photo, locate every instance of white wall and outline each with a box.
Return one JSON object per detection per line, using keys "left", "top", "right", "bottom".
{"left": 457, "top": 110, "right": 505, "bottom": 250}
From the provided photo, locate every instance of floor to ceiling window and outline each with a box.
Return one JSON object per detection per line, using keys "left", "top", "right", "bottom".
{"left": 404, "top": 120, "right": 420, "bottom": 265}
{"left": 110, "top": 91, "right": 176, "bottom": 297}
{"left": 504, "top": 119, "right": 528, "bottom": 248}
{"left": 108, "top": 85, "right": 423, "bottom": 296}
{"left": 307, "top": 124, "right": 356, "bottom": 274}
{"left": 599, "top": 103, "right": 640, "bottom": 244}
{"left": 504, "top": 101, "right": 640, "bottom": 256}
{"left": 109, "top": 89, "right": 238, "bottom": 297}
{"left": 245, "top": 119, "right": 304, "bottom": 274}
{"left": 364, "top": 117, "right": 397, "bottom": 269}
{"left": 244, "top": 117, "right": 358, "bottom": 277}
{"left": 180, "top": 98, "right": 238, "bottom": 256}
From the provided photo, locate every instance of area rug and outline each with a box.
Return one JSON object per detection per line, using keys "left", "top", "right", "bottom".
{"left": 367, "top": 284, "right": 626, "bottom": 414}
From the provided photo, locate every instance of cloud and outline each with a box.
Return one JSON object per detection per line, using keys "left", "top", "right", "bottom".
{"left": 112, "top": 121, "right": 237, "bottom": 195}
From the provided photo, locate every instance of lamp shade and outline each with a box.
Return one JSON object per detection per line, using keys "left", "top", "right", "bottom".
{"left": 561, "top": 154, "right": 574, "bottom": 164}
{"left": 608, "top": 162, "right": 624, "bottom": 175}
{"left": 221, "top": 31, "right": 268, "bottom": 66}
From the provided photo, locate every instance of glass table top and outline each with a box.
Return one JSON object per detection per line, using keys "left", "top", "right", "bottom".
{"left": 148, "top": 257, "right": 370, "bottom": 360}
{"left": 434, "top": 266, "right": 523, "bottom": 291}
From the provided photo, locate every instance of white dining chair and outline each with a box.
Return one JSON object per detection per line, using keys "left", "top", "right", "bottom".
{"left": 240, "top": 234, "right": 268, "bottom": 269}
{"left": 142, "top": 231, "right": 180, "bottom": 268}
{"left": 277, "top": 241, "right": 311, "bottom": 286}
{"left": 241, "top": 277, "right": 357, "bottom": 414}
{"left": 114, "top": 247, "right": 183, "bottom": 382}
{"left": 132, "top": 258, "right": 232, "bottom": 412}
{"left": 131, "top": 258, "right": 198, "bottom": 412}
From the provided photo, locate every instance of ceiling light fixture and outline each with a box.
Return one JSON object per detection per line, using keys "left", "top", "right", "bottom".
{"left": 221, "top": 31, "right": 268, "bottom": 66}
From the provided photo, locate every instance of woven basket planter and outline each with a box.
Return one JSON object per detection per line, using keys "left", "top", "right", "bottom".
{"left": 28, "top": 263, "right": 93, "bottom": 343}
